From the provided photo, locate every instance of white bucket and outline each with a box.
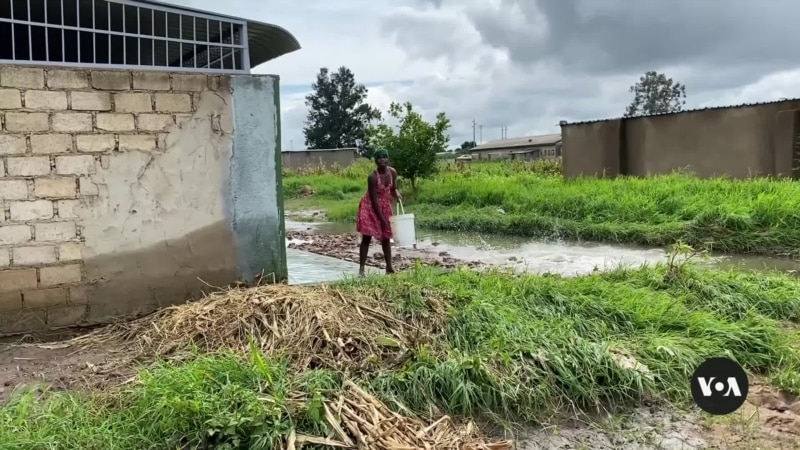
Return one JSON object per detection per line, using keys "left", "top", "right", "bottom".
{"left": 390, "top": 201, "right": 416, "bottom": 247}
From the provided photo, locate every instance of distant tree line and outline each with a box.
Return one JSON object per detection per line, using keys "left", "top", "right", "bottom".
{"left": 301, "top": 65, "right": 688, "bottom": 186}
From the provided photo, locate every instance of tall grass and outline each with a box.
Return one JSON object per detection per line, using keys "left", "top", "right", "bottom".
{"left": 413, "top": 172, "right": 800, "bottom": 254}
{"left": 355, "top": 263, "right": 800, "bottom": 419}
{"left": 283, "top": 160, "right": 800, "bottom": 255}
{"left": 2, "top": 263, "right": 798, "bottom": 447}
{"left": 0, "top": 353, "right": 340, "bottom": 449}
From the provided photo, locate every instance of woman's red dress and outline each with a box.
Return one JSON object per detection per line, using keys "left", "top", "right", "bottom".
{"left": 356, "top": 170, "right": 394, "bottom": 240}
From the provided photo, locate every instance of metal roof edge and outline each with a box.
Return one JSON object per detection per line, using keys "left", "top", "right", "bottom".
{"left": 121, "top": 0, "right": 301, "bottom": 65}
{"left": 469, "top": 135, "right": 562, "bottom": 151}
{"left": 246, "top": 21, "right": 301, "bottom": 66}
{"left": 560, "top": 97, "right": 800, "bottom": 127}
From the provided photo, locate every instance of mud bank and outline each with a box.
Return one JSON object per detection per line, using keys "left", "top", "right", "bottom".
{"left": 1, "top": 339, "right": 798, "bottom": 449}
{"left": 286, "top": 229, "right": 485, "bottom": 271}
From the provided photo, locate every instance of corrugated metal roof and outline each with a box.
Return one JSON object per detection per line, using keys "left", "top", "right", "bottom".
{"left": 121, "top": 0, "right": 300, "bottom": 67}
{"left": 469, "top": 133, "right": 562, "bottom": 152}
{"left": 560, "top": 98, "right": 800, "bottom": 127}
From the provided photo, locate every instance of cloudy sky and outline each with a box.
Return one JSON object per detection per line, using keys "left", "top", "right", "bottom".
{"left": 169, "top": 0, "right": 798, "bottom": 150}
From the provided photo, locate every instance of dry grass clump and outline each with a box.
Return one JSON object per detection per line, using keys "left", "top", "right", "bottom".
{"left": 295, "top": 380, "right": 512, "bottom": 450}
{"left": 76, "top": 283, "right": 449, "bottom": 374}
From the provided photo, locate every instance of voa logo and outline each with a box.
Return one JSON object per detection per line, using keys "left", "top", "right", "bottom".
{"left": 696, "top": 376, "right": 743, "bottom": 398}
{"left": 690, "top": 357, "right": 749, "bottom": 415}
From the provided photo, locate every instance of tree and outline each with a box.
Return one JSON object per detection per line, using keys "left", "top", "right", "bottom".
{"left": 303, "top": 66, "right": 381, "bottom": 149}
{"left": 625, "top": 71, "right": 687, "bottom": 117}
{"left": 367, "top": 102, "right": 451, "bottom": 189}
{"left": 459, "top": 141, "right": 477, "bottom": 152}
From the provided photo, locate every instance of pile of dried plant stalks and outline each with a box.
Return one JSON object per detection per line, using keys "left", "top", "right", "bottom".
{"left": 62, "top": 285, "right": 512, "bottom": 448}
{"left": 289, "top": 381, "right": 512, "bottom": 450}
{"left": 71, "top": 284, "right": 449, "bottom": 374}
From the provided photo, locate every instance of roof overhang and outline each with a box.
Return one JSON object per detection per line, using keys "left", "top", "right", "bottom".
{"left": 246, "top": 21, "right": 301, "bottom": 67}
{"left": 510, "top": 149, "right": 540, "bottom": 154}
{"left": 121, "top": 0, "right": 301, "bottom": 67}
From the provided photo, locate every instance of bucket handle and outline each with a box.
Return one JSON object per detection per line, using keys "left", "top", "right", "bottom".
{"left": 396, "top": 199, "right": 405, "bottom": 216}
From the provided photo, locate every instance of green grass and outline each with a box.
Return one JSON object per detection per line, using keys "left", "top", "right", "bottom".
{"left": 0, "top": 352, "right": 341, "bottom": 450}
{"left": 283, "top": 159, "right": 800, "bottom": 255}
{"left": 2, "top": 262, "right": 799, "bottom": 448}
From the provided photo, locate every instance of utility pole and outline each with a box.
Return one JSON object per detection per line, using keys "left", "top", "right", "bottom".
{"left": 472, "top": 119, "right": 476, "bottom": 143}
{"left": 479, "top": 124, "right": 483, "bottom": 143}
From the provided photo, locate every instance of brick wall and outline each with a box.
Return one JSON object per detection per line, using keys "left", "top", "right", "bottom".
{"left": 0, "top": 66, "right": 237, "bottom": 334}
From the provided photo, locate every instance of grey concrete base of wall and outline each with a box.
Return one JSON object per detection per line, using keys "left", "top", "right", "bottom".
{"left": 0, "top": 68, "right": 287, "bottom": 336}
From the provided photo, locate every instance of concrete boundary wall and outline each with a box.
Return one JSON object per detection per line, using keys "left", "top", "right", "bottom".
{"left": 0, "top": 66, "right": 286, "bottom": 336}
{"left": 561, "top": 100, "right": 800, "bottom": 179}
{"left": 281, "top": 148, "right": 358, "bottom": 170}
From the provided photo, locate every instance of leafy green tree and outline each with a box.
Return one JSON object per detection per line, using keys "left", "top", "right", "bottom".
{"left": 303, "top": 67, "right": 381, "bottom": 149}
{"left": 367, "top": 102, "right": 451, "bottom": 189}
{"left": 625, "top": 71, "right": 687, "bottom": 117}
{"left": 459, "top": 140, "right": 477, "bottom": 152}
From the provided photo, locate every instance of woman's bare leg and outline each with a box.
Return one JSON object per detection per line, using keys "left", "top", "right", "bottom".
{"left": 381, "top": 239, "right": 394, "bottom": 273}
{"left": 359, "top": 235, "right": 372, "bottom": 275}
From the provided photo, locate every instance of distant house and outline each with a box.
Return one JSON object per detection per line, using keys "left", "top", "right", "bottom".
{"left": 468, "top": 134, "right": 562, "bottom": 161}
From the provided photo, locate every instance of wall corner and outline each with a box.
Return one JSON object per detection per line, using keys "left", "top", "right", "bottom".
{"left": 228, "top": 75, "right": 288, "bottom": 284}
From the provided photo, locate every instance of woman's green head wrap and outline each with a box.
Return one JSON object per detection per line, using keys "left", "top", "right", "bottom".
{"left": 373, "top": 148, "right": 389, "bottom": 162}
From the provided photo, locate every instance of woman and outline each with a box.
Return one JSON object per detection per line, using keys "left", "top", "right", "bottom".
{"left": 356, "top": 148, "right": 401, "bottom": 275}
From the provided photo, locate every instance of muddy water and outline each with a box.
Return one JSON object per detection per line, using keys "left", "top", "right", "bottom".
{"left": 287, "top": 248, "right": 379, "bottom": 285}
{"left": 285, "top": 219, "right": 800, "bottom": 279}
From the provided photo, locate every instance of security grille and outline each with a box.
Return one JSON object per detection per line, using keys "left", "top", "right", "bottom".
{"left": 0, "top": 0, "right": 250, "bottom": 73}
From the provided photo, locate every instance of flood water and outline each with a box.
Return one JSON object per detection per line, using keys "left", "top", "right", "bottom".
{"left": 285, "top": 219, "right": 800, "bottom": 284}
{"left": 286, "top": 248, "right": 379, "bottom": 285}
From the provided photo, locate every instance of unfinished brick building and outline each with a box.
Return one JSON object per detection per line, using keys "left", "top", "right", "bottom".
{"left": 0, "top": 0, "right": 300, "bottom": 335}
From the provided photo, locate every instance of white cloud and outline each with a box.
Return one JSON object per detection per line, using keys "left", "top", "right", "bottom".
{"left": 164, "top": 0, "right": 800, "bottom": 149}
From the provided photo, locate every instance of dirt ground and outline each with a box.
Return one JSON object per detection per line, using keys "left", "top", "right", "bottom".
{"left": 287, "top": 228, "right": 485, "bottom": 271}
{"left": 1, "top": 331, "right": 798, "bottom": 449}
{"left": 2, "top": 221, "right": 798, "bottom": 448}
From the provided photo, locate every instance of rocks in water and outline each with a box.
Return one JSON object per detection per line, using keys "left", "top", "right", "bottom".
{"left": 285, "top": 229, "right": 482, "bottom": 272}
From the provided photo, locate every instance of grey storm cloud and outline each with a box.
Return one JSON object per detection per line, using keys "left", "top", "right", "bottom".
{"left": 466, "top": 0, "right": 798, "bottom": 76}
